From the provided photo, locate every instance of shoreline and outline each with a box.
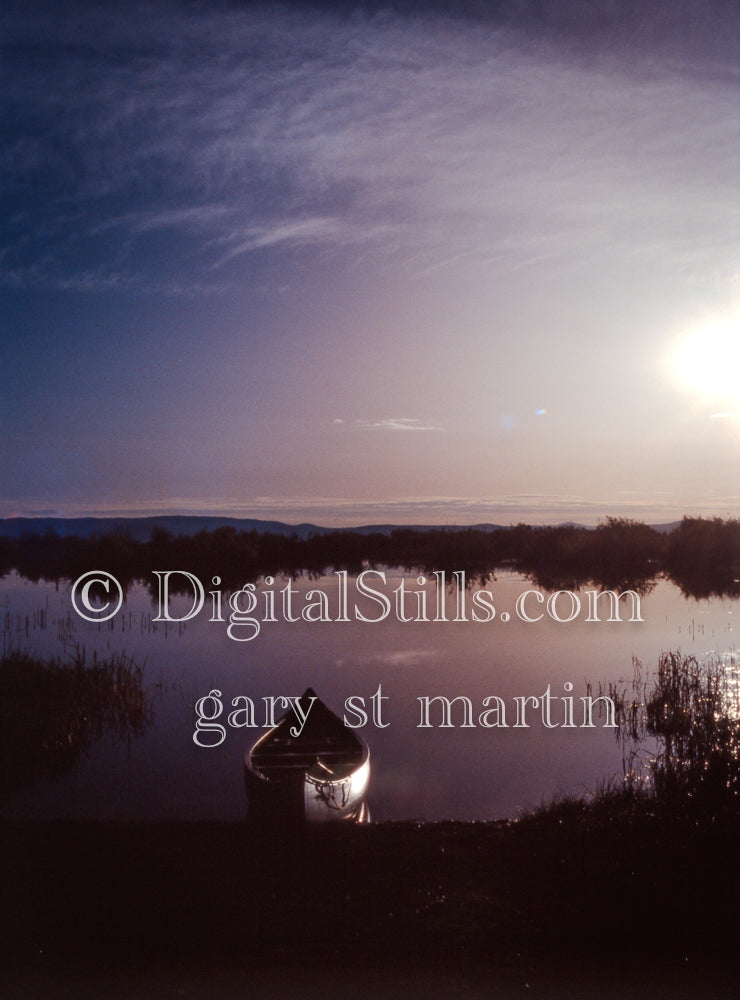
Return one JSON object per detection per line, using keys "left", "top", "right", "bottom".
{"left": 3, "top": 816, "right": 737, "bottom": 998}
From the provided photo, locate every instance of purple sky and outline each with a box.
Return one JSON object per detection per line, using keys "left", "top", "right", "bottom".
{"left": 2, "top": 0, "right": 738, "bottom": 525}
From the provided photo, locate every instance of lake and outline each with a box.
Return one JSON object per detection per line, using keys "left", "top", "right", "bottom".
{"left": 1, "top": 568, "right": 736, "bottom": 822}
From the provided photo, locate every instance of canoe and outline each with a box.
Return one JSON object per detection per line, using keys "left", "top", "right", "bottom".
{"left": 244, "top": 688, "right": 370, "bottom": 823}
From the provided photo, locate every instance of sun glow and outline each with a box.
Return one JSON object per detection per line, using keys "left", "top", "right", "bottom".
{"left": 667, "top": 315, "right": 740, "bottom": 407}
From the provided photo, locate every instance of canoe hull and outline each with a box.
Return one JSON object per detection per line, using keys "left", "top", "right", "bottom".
{"left": 244, "top": 689, "right": 370, "bottom": 824}
{"left": 303, "top": 756, "right": 370, "bottom": 823}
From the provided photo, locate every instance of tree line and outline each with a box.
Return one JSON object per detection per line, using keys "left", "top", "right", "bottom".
{"left": 0, "top": 516, "right": 738, "bottom": 599}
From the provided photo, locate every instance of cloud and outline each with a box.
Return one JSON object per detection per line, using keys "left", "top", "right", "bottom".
{"left": 95, "top": 205, "right": 233, "bottom": 237}
{"left": 0, "top": 1, "right": 736, "bottom": 292}
{"left": 356, "top": 418, "right": 443, "bottom": 432}
{"left": 211, "top": 216, "right": 346, "bottom": 266}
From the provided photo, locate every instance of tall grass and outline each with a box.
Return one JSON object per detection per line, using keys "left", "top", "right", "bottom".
{"left": 609, "top": 650, "right": 740, "bottom": 819}
{"left": 0, "top": 645, "right": 154, "bottom": 794}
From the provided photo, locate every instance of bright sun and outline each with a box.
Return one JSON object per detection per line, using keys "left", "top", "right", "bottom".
{"left": 667, "top": 314, "right": 740, "bottom": 408}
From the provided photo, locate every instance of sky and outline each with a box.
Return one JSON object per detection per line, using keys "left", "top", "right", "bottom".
{"left": 1, "top": 0, "right": 738, "bottom": 526}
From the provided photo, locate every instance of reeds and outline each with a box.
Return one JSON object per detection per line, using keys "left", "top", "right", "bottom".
{"left": 0, "top": 645, "right": 154, "bottom": 794}
{"left": 609, "top": 650, "right": 740, "bottom": 818}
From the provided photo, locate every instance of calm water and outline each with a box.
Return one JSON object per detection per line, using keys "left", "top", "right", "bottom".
{"left": 2, "top": 569, "right": 737, "bottom": 821}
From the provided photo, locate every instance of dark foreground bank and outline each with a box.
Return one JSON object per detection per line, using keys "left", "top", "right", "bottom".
{"left": 2, "top": 814, "right": 738, "bottom": 999}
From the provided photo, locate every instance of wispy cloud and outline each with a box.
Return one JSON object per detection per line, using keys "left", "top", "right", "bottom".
{"left": 212, "top": 216, "right": 345, "bottom": 265}
{"left": 94, "top": 205, "right": 233, "bottom": 237}
{"left": 356, "top": 418, "right": 443, "bottom": 433}
{"left": 1, "top": 1, "right": 736, "bottom": 292}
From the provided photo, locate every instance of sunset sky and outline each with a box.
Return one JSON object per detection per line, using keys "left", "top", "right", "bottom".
{"left": 2, "top": 0, "right": 738, "bottom": 525}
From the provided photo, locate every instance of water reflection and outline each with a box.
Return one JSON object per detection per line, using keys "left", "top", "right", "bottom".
{"left": 1, "top": 569, "right": 738, "bottom": 822}
{"left": 2, "top": 516, "right": 739, "bottom": 599}
{"left": 611, "top": 650, "right": 740, "bottom": 817}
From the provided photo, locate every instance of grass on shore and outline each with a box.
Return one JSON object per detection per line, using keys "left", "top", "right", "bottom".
{"left": 0, "top": 645, "right": 154, "bottom": 793}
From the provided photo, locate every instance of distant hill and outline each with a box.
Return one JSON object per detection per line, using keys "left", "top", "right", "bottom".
{"left": 0, "top": 515, "right": 681, "bottom": 541}
{"left": 0, "top": 516, "right": 327, "bottom": 542}
{"left": 0, "top": 516, "right": 496, "bottom": 541}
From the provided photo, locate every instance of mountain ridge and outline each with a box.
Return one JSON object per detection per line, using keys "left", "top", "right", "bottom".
{"left": 0, "top": 515, "right": 681, "bottom": 541}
